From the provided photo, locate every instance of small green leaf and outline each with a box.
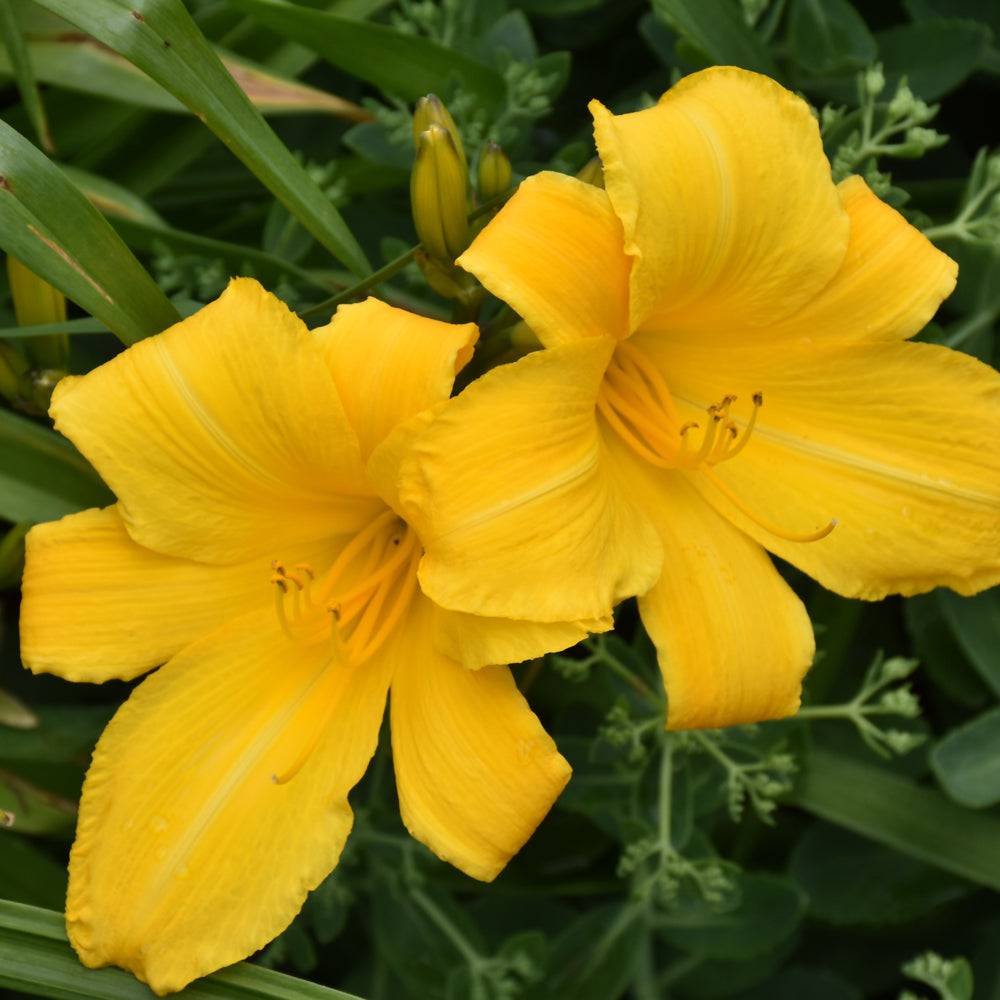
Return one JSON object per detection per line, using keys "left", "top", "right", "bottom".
{"left": 0, "top": 408, "right": 113, "bottom": 524}
{"left": 0, "top": 118, "right": 181, "bottom": 345}
{"left": 788, "top": 745, "right": 1000, "bottom": 891}
{"left": 931, "top": 706, "right": 1000, "bottom": 808}
{"left": 876, "top": 19, "right": 992, "bottom": 99}
{"left": 226, "top": 0, "right": 506, "bottom": 108}
{"left": 788, "top": 0, "right": 877, "bottom": 75}
{"left": 790, "top": 822, "right": 969, "bottom": 925}
{"left": 651, "top": 0, "right": 781, "bottom": 77}
{"left": 937, "top": 588, "right": 1000, "bottom": 697}
{"left": 660, "top": 873, "right": 805, "bottom": 959}
{"left": 31, "top": 0, "right": 370, "bottom": 277}
{"left": 0, "top": 833, "right": 68, "bottom": 909}
{"left": 526, "top": 904, "right": 643, "bottom": 1000}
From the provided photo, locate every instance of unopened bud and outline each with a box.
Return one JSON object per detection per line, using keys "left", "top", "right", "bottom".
{"left": 413, "top": 94, "right": 467, "bottom": 179}
{"left": 477, "top": 140, "right": 511, "bottom": 202}
{"left": 7, "top": 254, "right": 68, "bottom": 370}
{"left": 411, "top": 124, "right": 470, "bottom": 263}
{"left": 0, "top": 341, "right": 28, "bottom": 403}
{"left": 576, "top": 156, "right": 605, "bottom": 189}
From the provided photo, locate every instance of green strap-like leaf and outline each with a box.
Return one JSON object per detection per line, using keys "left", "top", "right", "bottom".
{"left": 0, "top": 408, "right": 112, "bottom": 523}
{"left": 0, "top": 0, "right": 53, "bottom": 151}
{"left": 0, "top": 118, "right": 181, "bottom": 346}
{"left": 226, "top": 0, "right": 506, "bottom": 107}
{"left": 0, "top": 899, "right": 367, "bottom": 1000}
{"left": 30, "top": 0, "right": 370, "bottom": 277}
{"left": 787, "top": 745, "right": 1000, "bottom": 891}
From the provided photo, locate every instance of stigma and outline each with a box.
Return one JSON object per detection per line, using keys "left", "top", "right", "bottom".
{"left": 597, "top": 339, "right": 836, "bottom": 544}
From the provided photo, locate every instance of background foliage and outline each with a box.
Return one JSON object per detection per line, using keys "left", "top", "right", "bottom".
{"left": 2, "top": 1, "right": 1000, "bottom": 998}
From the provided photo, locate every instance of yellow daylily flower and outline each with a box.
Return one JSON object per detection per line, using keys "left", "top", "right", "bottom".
{"left": 19, "top": 278, "right": 578, "bottom": 994}
{"left": 395, "top": 67, "right": 1000, "bottom": 731}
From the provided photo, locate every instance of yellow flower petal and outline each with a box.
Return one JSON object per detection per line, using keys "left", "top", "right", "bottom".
{"left": 767, "top": 175, "right": 957, "bottom": 344}
{"left": 50, "top": 278, "right": 380, "bottom": 565}
{"left": 67, "top": 611, "right": 391, "bottom": 994}
{"left": 399, "top": 337, "right": 662, "bottom": 622}
{"left": 390, "top": 597, "right": 570, "bottom": 880}
{"left": 667, "top": 338, "right": 1000, "bottom": 599}
{"left": 313, "top": 297, "right": 478, "bottom": 462}
{"left": 613, "top": 449, "right": 814, "bottom": 729}
{"left": 433, "top": 603, "right": 611, "bottom": 670}
{"left": 458, "top": 172, "right": 632, "bottom": 347}
{"left": 593, "top": 67, "right": 850, "bottom": 333}
{"left": 20, "top": 506, "right": 350, "bottom": 683}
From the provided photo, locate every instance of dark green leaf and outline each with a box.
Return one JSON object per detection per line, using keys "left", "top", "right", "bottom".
{"left": 876, "top": 19, "right": 992, "bottom": 99}
{"left": 0, "top": 899, "right": 367, "bottom": 999}
{"left": 226, "top": 0, "right": 505, "bottom": 108}
{"left": 904, "top": 592, "right": 991, "bottom": 708}
{"left": 32, "top": 0, "right": 369, "bottom": 277}
{"left": 526, "top": 903, "right": 643, "bottom": 1000}
{"left": 0, "top": 0, "right": 53, "bottom": 151}
{"left": 735, "top": 967, "right": 862, "bottom": 1000}
{"left": 788, "top": 0, "right": 876, "bottom": 75}
{"left": 0, "top": 409, "right": 112, "bottom": 524}
{"left": 0, "top": 118, "right": 181, "bottom": 345}
{"left": 931, "top": 706, "right": 1000, "bottom": 808}
{"left": 790, "top": 822, "right": 970, "bottom": 924}
{"left": 0, "top": 833, "right": 67, "bottom": 909}
{"left": 937, "top": 588, "right": 1000, "bottom": 697}
{"left": 661, "top": 874, "right": 805, "bottom": 960}
{"left": 788, "top": 746, "right": 1000, "bottom": 890}
{"left": 650, "top": 0, "right": 781, "bottom": 77}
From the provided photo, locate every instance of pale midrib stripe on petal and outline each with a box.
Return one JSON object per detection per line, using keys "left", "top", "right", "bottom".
{"left": 156, "top": 341, "right": 335, "bottom": 503}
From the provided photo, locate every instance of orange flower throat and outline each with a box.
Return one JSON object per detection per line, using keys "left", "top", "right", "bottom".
{"left": 597, "top": 339, "right": 836, "bottom": 543}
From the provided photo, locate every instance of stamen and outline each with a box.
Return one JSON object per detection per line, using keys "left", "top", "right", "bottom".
{"left": 598, "top": 343, "right": 835, "bottom": 546}
{"left": 699, "top": 464, "right": 837, "bottom": 543}
{"left": 268, "top": 514, "right": 423, "bottom": 784}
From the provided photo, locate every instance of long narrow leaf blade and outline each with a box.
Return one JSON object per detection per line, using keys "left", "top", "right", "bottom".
{"left": 787, "top": 745, "right": 1000, "bottom": 891}
{"left": 0, "top": 119, "right": 181, "bottom": 345}
{"left": 0, "top": 900, "right": 366, "bottom": 1000}
{"left": 227, "top": 0, "right": 506, "bottom": 107}
{"left": 30, "top": 0, "right": 369, "bottom": 277}
{"left": 0, "top": 408, "right": 112, "bottom": 523}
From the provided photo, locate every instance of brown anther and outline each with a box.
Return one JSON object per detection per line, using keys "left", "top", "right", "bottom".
{"left": 294, "top": 563, "right": 315, "bottom": 579}
{"left": 752, "top": 391, "right": 763, "bottom": 406}
{"left": 270, "top": 575, "right": 288, "bottom": 593}
{"left": 679, "top": 421, "right": 699, "bottom": 435}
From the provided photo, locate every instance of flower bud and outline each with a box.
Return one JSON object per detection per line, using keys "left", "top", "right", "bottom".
{"left": 413, "top": 94, "right": 467, "bottom": 179}
{"left": 576, "top": 156, "right": 605, "bottom": 189}
{"left": 7, "top": 254, "right": 68, "bottom": 370}
{"left": 411, "top": 123, "right": 470, "bottom": 263}
{"left": 477, "top": 140, "right": 511, "bottom": 202}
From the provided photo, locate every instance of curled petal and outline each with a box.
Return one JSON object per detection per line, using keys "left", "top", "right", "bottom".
{"left": 398, "top": 337, "right": 663, "bottom": 622}
{"left": 767, "top": 175, "right": 957, "bottom": 344}
{"left": 459, "top": 172, "right": 632, "bottom": 347}
{"left": 434, "top": 602, "right": 611, "bottom": 670}
{"left": 594, "top": 67, "right": 849, "bottom": 333}
{"left": 314, "top": 297, "right": 478, "bottom": 462}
